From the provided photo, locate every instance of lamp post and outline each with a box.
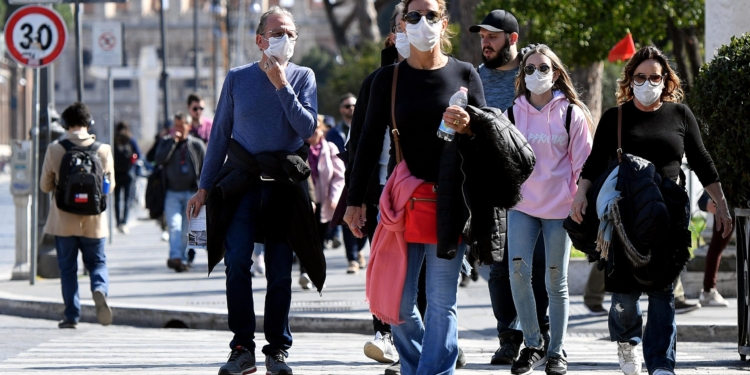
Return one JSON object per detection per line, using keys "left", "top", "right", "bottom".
{"left": 193, "top": 0, "right": 199, "bottom": 92}
{"left": 159, "top": 0, "right": 171, "bottom": 127}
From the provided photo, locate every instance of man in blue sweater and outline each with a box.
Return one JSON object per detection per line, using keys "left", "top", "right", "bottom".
{"left": 187, "top": 6, "right": 317, "bottom": 375}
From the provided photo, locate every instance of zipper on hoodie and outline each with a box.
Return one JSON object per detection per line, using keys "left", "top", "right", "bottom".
{"left": 458, "top": 148, "right": 472, "bottom": 239}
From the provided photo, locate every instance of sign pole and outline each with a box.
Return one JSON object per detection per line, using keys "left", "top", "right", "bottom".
{"left": 107, "top": 67, "right": 114, "bottom": 244}
{"left": 74, "top": 0, "right": 83, "bottom": 101}
{"left": 30, "top": 68, "right": 40, "bottom": 285}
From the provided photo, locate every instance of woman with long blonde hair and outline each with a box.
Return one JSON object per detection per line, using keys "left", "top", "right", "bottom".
{"left": 506, "top": 44, "right": 593, "bottom": 375}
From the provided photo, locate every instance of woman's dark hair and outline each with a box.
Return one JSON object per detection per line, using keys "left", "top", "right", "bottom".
{"left": 617, "top": 45, "right": 684, "bottom": 105}
{"left": 60, "top": 102, "right": 91, "bottom": 130}
{"left": 115, "top": 121, "right": 131, "bottom": 145}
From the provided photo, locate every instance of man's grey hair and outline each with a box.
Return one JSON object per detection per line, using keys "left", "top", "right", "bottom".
{"left": 256, "top": 6, "right": 296, "bottom": 35}
{"left": 173, "top": 112, "right": 191, "bottom": 123}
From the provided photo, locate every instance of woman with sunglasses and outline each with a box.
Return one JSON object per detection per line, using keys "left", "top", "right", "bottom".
{"left": 506, "top": 44, "right": 593, "bottom": 375}
{"left": 344, "top": 0, "right": 486, "bottom": 373}
{"left": 571, "top": 46, "right": 732, "bottom": 375}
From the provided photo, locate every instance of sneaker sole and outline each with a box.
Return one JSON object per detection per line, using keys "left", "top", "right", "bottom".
{"left": 265, "top": 370, "right": 291, "bottom": 375}
{"left": 92, "top": 290, "right": 113, "bottom": 326}
{"left": 219, "top": 366, "right": 257, "bottom": 375}
{"left": 363, "top": 342, "right": 396, "bottom": 363}
{"left": 512, "top": 358, "right": 547, "bottom": 375}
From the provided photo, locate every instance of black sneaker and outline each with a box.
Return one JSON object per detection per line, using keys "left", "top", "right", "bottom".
{"left": 545, "top": 356, "right": 567, "bottom": 375}
{"left": 265, "top": 351, "right": 293, "bottom": 375}
{"left": 219, "top": 345, "right": 256, "bottom": 375}
{"left": 58, "top": 320, "right": 77, "bottom": 329}
{"left": 384, "top": 360, "right": 400, "bottom": 375}
{"left": 491, "top": 337, "right": 521, "bottom": 365}
{"left": 511, "top": 347, "right": 546, "bottom": 375}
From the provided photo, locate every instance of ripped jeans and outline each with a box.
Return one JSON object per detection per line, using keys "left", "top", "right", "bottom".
{"left": 507, "top": 209, "right": 570, "bottom": 358}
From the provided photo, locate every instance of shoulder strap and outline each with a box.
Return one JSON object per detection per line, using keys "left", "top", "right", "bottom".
{"left": 507, "top": 106, "right": 515, "bottom": 124}
{"left": 59, "top": 139, "right": 75, "bottom": 151}
{"left": 391, "top": 63, "right": 403, "bottom": 164}
{"left": 617, "top": 105, "right": 623, "bottom": 163}
{"left": 565, "top": 103, "right": 573, "bottom": 147}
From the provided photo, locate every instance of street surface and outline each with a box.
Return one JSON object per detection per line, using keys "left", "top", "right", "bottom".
{"left": 0, "top": 314, "right": 748, "bottom": 374}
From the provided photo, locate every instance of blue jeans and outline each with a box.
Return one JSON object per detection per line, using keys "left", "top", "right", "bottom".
{"left": 392, "top": 243, "right": 465, "bottom": 375}
{"left": 343, "top": 226, "right": 367, "bottom": 262}
{"left": 609, "top": 285, "right": 676, "bottom": 373}
{"left": 488, "top": 233, "right": 549, "bottom": 340}
{"left": 55, "top": 236, "right": 109, "bottom": 323}
{"left": 224, "top": 184, "right": 294, "bottom": 355}
{"left": 165, "top": 190, "right": 194, "bottom": 261}
{"left": 114, "top": 172, "right": 134, "bottom": 226}
{"left": 508, "top": 210, "right": 571, "bottom": 358}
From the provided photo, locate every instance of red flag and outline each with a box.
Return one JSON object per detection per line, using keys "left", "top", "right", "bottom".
{"left": 608, "top": 32, "right": 636, "bottom": 62}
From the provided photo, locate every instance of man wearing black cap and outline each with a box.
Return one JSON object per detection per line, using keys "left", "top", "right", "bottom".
{"left": 470, "top": 9, "right": 551, "bottom": 367}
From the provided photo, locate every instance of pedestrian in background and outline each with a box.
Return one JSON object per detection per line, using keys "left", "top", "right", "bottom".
{"left": 506, "top": 44, "right": 593, "bottom": 375}
{"left": 40, "top": 102, "right": 114, "bottom": 329}
{"left": 113, "top": 121, "right": 141, "bottom": 234}
{"left": 187, "top": 93, "right": 213, "bottom": 144}
{"left": 155, "top": 113, "right": 206, "bottom": 272}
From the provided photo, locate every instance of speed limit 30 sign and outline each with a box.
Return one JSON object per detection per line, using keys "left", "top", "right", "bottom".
{"left": 3, "top": 6, "right": 67, "bottom": 68}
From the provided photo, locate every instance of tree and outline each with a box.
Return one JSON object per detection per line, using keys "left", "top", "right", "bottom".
{"left": 323, "top": 0, "right": 387, "bottom": 52}
{"left": 450, "top": 0, "right": 482, "bottom": 66}
{"left": 476, "top": 0, "right": 704, "bottom": 122}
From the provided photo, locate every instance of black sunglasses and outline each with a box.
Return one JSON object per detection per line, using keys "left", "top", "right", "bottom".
{"left": 632, "top": 73, "right": 665, "bottom": 86}
{"left": 403, "top": 10, "right": 442, "bottom": 25}
{"left": 341, "top": 104, "right": 355, "bottom": 109}
{"left": 191, "top": 106, "right": 204, "bottom": 111}
{"left": 523, "top": 64, "right": 552, "bottom": 76}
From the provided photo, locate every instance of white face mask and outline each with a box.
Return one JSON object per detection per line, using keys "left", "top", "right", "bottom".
{"left": 263, "top": 34, "right": 295, "bottom": 64}
{"left": 395, "top": 32, "right": 411, "bottom": 58}
{"left": 632, "top": 81, "right": 664, "bottom": 106}
{"left": 405, "top": 17, "right": 441, "bottom": 52}
{"left": 524, "top": 70, "right": 554, "bottom": 95}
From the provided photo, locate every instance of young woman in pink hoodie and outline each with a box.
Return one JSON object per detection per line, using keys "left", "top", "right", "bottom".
{"left": 505, "top": 44, "right": 593, "bottom": 375}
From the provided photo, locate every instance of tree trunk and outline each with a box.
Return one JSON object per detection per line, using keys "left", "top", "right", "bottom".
{"left": 454, "top": 0, "right": 481, "bottom": 66}
{"left": 684, "top": 26, "right": 703, "bottom": 82}
{"left": 323, "top": 0, "right": 349, "bottom": 51}
{"left": 571, "top": 61, "right": 604, "bottom": 126}
{"left": 356, "top": 0, "right": 381, "bottom": 44}
{"left": 667, "top": 16, "right": 691, "bottom": 91}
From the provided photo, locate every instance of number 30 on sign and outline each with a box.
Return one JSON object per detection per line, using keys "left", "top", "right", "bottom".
{"left": 4, "top": 6, "right": 67, "bottom": 68}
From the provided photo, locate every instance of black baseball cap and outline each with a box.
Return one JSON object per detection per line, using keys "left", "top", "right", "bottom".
{"left": 470, "top": 10, "right": 519, "bottom": 34}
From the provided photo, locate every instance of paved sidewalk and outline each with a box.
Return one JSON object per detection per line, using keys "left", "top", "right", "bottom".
{"left": 0, "top": 174, "right": 740, "bottom": 343}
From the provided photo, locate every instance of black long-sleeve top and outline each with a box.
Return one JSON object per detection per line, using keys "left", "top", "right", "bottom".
{"left": 347, "top": 57, "right": 486, "bottom": 206}
{"left": 580, "top": 100, "right": 719, "bottom": 186}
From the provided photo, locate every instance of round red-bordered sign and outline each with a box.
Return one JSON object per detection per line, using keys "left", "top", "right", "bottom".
{"left": 3, "top": 6, "right": 67, "bottom": 68}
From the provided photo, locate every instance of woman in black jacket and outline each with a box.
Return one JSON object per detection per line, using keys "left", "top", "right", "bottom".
{"left": 570, "top": 46, "right": 732, "bottom": 375}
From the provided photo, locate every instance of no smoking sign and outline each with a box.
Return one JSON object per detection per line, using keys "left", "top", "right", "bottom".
{"left": 3, "top": 6, "right": 67, "bottom": 68}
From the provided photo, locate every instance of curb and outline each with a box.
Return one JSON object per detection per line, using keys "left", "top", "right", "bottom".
{"left": 0, "top": 293, "right": 737, "bottom": 342}
{"left": 0, "top": 293, "right": 373, "bottom": 334}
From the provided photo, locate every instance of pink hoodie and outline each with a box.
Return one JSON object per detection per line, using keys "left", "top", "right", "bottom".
{"left": 507, "top": 91, "right": 593, "bottom": 219}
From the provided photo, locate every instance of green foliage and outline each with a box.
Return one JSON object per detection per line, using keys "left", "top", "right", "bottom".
{"left": 601, "top": 61, "right": 625, "bottom": 110}
{"left": 302, "top": 42, "right": 383, "bottom": 118}
{"left": 53, "top": 4, "right": 74, "bottom": 30}
{"left": 476, "top": 0, "right": 703, "bottom": 68}
{"left": 688, "top": 33, "right": 750, "bottom": 209}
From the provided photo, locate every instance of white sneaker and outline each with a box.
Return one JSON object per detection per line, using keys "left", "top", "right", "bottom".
{"left": 120, "top": 224, "right": 129, "bottom": 235}
{"left": 700, "top": 288, "right": 729, "bottom": 307}
{"left": 652, "top": 369, "right": 675, "bottom": 375}
{"left": 250, "top": 254, "right": 265, "bottom": 277}
{"left": 617, "top": 342, "right": 642, "bottom": 375}
{"left": 161, "top": 231, "right": 169, "bottom": 241}
{"left": 298, "top": 273, "right": 312, "bottom": 290}
{"left": 363, "top": 331, "right": 398, "bottom": 363}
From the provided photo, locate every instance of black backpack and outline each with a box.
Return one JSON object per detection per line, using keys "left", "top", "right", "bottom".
{"left": 113, "top": 141, "right": 134, "bottom": 174}
{"left": 55, "top": 140, "right": 107, "bottom": 215}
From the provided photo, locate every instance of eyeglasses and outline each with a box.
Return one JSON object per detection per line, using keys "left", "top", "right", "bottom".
{"left": 341, "top": 104, "right": 355, "bottom": 109}
{"left": 261, "top": 28, "right": 298, "bottom": 42}
{"left": 523, "top": 64, "right": 552, "bottom": 76}
{"left": 403, "top": 10, "right": 442, "bottom": 25}
{"left": 632, "top": 73, "right": 665, "bottom": 86}
{"left": 191, "top": 106, "right": 204, "bottom": 112}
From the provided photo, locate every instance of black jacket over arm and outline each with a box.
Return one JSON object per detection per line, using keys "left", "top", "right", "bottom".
{"left": 206, "top": 139, "right": 326, "bottom": 292}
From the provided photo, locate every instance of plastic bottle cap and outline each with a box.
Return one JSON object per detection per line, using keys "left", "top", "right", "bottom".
{"left": 459, "top": 87, "right": 468, "bottom": 92}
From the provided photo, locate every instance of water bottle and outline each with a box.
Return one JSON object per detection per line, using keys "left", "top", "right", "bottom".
{"left": 437, "top": 87, "right": 469, "bottom": 142}
{"left": 103, "top": 175, "right": 111, "bottom": 195}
